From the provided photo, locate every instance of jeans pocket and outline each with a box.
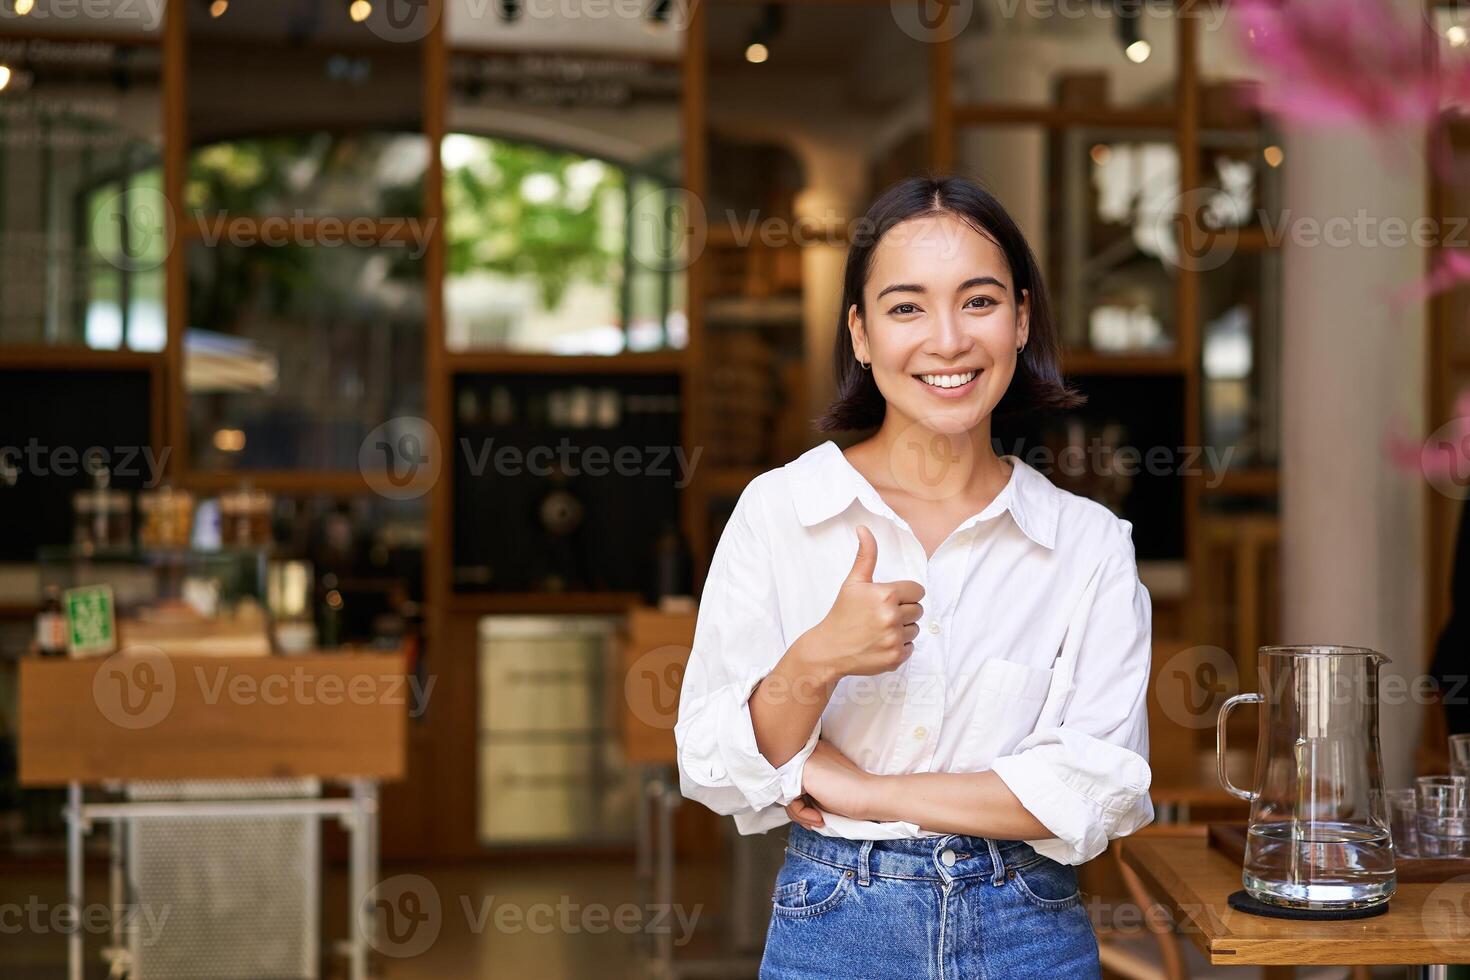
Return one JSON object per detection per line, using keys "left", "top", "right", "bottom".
{"left": 1008, "top": 858, "right": 1082, "bottom": 911}
{"left": 770, "top": 850, "right": 856, "bottom": 919}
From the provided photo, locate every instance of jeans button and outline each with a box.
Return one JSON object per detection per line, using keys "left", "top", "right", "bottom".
{"left": 940, "top": 848, "right": 956, "bottom": 867}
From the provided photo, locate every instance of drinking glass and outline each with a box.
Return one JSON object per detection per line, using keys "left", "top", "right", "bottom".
{"left": 1416, "top": 775, "right": 1468, "bottom": 813}
{"left": 1450, "top": 734, "right": 1470, "bottom": 781}
{"left": 1377, "top": 788, "right": 1419, "bottom": 857}
{"left": 1417, "top": 807, "right": 1470, "bottom": 858}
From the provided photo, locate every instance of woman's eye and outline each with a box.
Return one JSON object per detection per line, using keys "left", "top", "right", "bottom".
{"left": 889, "top": 303, "right": 920, "bottom": 316}
{"left": 965, "top": 296, "right": 997, "bottom": 310}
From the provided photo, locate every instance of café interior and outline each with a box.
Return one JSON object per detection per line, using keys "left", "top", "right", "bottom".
{"left": 0, "top": 0, "right": 1465, "bottom": 977}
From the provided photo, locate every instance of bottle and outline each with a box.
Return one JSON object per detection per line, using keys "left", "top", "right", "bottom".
{"left": 35, "top": 585, "right": 66, "bottom": 657}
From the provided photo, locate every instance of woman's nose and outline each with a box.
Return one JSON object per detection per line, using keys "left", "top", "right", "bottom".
{"left": 925, "top": 312, "right": 973, "bottom": 360}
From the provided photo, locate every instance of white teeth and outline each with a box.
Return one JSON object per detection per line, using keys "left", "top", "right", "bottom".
{"left": 918, "top": 371, "right": 977, "bottom": 389}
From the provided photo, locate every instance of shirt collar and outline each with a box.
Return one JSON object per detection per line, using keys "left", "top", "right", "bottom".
{"left": 784, "top": 440, "right": 1059, "bottom": 550}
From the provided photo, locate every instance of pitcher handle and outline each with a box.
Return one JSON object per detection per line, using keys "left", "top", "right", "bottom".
{"left": 1216, "top": 692, "right": 1263, "bottom": 802}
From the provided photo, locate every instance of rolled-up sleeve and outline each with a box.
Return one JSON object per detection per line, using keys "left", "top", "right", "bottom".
{"left": 674, "top": 481, "right": 820, "bottom": 828}
{"left": 989, "top": 518, "right": 1155, "bottom": 865}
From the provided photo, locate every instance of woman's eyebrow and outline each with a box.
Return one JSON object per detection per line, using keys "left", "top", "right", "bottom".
{"left": 875, "top": 276, "right": 1007, "bottom": 300}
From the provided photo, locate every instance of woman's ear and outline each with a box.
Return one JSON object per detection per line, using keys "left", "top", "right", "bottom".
{"left": 1017, "top": 287, "right": 1031, "bottom": 351}
{"left": 846, "top": 303, "right": 869, "bottom": 366}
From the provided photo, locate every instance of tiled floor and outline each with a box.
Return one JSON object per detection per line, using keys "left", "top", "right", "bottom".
{"left": 1, "top": 858, "right": 738, "bottom": 979}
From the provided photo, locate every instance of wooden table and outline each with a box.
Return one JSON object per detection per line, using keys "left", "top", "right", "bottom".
{"left": 1120, "top": 836, "right": 1470, "bottom": 978}
{"left": 19, "top": 651, "right": 406, "bottom": 980}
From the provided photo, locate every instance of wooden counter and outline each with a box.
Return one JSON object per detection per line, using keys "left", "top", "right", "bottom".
{"left": 19, "top": 651, "right": 407, "bottom": 785}
{"left": 1120, "top": 835, "right": 1470, "bottom": 967}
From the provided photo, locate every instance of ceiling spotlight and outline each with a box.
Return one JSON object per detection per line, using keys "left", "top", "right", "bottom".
{"left": 1117, "top": 6, "right": 1150, "bottom": 64}
{"left": 744, "top": 4, "right": 783, "bottom": 66}
{"left": 13, "top": 0, "right": 32, "bottom": 14}
{"left": 1262, "top": 145, "right": 1284, "bottom": 168}
{"left": 349, "top": 0, "right": 372, "bottom": 22}
{"left": 209, "top": 0, "right": 227, "bottom": 16}
{"left": 0, "top": 65, "right": 10, "bottom": 91}
{"left": 1449, "top": 24, "right": 1469, "bottom": 47}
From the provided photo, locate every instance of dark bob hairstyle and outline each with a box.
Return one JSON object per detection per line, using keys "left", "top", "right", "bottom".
{"left": 816, "top": 174, "right": 1082, "bottom": 432}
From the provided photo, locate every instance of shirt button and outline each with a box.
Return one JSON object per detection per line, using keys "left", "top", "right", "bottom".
{"left": 940, "top": 849, "right": 957, "bottom": 867}
{"left": 928, "top": 622, "right": 941, "bottom": 635}
{"left": 912, "top": 726, "right": 928, "bottom": 741}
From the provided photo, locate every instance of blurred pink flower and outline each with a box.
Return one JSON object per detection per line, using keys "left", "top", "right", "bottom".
{"left": 1388, "top": 389, "right": 1470, "bottom": 479}
{"left": 1233, "top": 0, "right": 1467, "bottom": 126}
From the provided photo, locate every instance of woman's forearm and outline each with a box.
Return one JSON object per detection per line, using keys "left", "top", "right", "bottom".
{"left": 864, "top": 770, "right": 1054, "bottom": 840}
{"left": 749, "top": 627, "right": 838, "bottom": 769}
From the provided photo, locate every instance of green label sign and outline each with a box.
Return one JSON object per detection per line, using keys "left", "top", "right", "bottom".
{"left": 64, "top": 585, "right": 116, "bottom": 657}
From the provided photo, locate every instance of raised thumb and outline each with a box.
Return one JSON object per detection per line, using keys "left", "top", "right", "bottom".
{"left": 846, "top": 525, "right": 878, "bottom": 583}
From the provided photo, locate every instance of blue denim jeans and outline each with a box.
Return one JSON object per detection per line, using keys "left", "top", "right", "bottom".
{"left": 760, "top": 825, "right": 1100, "bottom": 980}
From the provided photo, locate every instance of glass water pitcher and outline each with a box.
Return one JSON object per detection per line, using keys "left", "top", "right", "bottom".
{"left": 1216, "top": 645, "right": 1396, "bottom": 909}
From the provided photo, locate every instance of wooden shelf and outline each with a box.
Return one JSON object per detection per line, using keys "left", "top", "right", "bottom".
{"left": 0, "top": 347, "right": 165, "bottom": 371}
{"left": 175, "top": 470, "right": 371, "bottom": 495}
{"left": 953, "top": 103, "right": 1178, "bottom": 129}
{"left": 444, "top": 351, "right": 688, "bottom": 375}
{"left": 445, "top": 591, "right": 645, "bottom": 615}
{"left": 1063, "top": 350, "right": 1189, "bottom": 376}
{"left": 1201, "top": 468, "right": 1280, "bottom": 497}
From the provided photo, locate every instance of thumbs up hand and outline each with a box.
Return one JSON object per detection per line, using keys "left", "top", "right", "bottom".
{"left": 807, "top": 525, "right": 925, "bottom": 681}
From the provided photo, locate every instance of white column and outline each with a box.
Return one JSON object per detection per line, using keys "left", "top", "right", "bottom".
{"left": 1279, "top": 123, "right": 1427, "bottom": 787}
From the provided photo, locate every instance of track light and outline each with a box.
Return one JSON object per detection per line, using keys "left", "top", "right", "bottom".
{"left": 349, "top": 0, "right": 372, "bottom": 22}
{"left": 1117, "top": 6, "right": 1150, "bottom": 64}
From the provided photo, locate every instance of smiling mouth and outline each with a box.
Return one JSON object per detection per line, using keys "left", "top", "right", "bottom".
{"left": 914, "top": 370, "right": 979, "bottom": 390}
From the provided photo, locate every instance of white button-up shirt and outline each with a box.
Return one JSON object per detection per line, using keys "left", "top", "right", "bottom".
{"left": 674, "top": 439, "right": 1154, "bottom": 865}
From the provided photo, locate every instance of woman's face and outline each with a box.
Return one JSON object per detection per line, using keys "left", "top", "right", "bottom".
{"left": 848, "top": 212, "right": 1030, "bottom": 436}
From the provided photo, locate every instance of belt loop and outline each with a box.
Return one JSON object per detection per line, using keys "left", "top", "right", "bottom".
{"left": 986, "top": 839, "right": 1006, "bottom": 886}
{"left": 857, "top": 840, "right": 874, "bottom": 886}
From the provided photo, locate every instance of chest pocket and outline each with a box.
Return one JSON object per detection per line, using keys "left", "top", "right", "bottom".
{"left": 955, "top": 657, "right": 1055, "bottom": 769}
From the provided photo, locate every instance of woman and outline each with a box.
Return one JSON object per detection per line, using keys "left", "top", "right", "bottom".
{"left": 675, "top": 175, "right": 1153, "bottom": 979}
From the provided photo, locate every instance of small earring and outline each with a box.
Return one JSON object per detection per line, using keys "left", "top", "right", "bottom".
{"left": 1016, "top": 345, "right": 1025, "bottom": 354}
{"left": 859, "top": 360, "right": 871, "bottom": 371}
